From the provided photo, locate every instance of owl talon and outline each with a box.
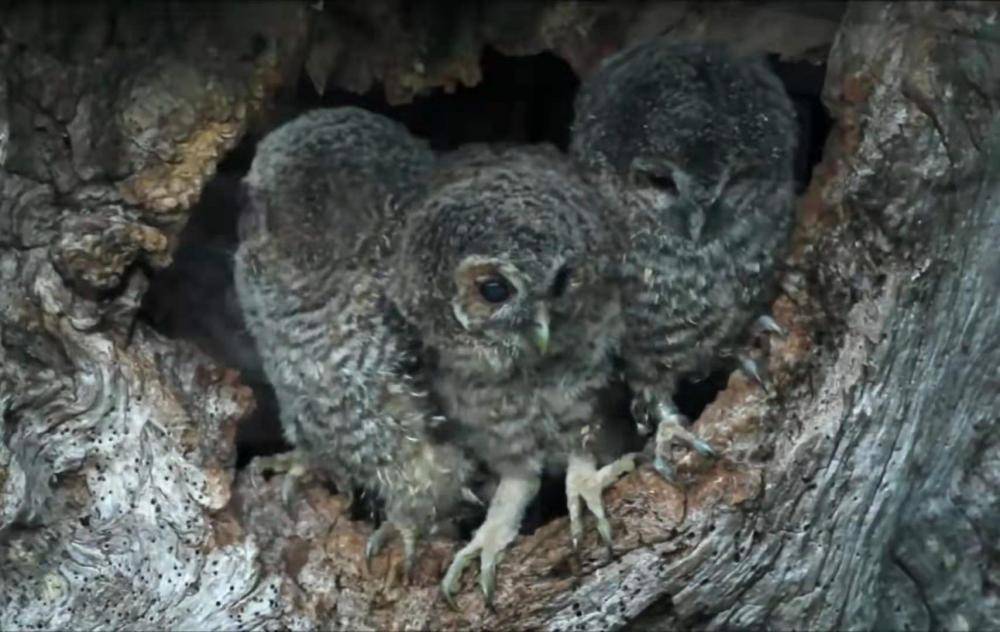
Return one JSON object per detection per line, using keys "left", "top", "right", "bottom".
{"left": 365, "top": 523, "right": 391, "bottom": 570}
{"left": 566, "top": 453, "right": 634, "bottom": 563}
{"left": 280, "top": 463, "right": 308, "bottom": 509}
{"left": 440, "top": 529, "right": 504, "bottom": 609}
{"left": 739, "top": 355, "right": 770, "bottom": 394}
{"left": 754, "top": 314, "right": 787, "bottom": 339}
{"left": 653, "top": 455, "right": 679, "bottom": 485}
{"left": 461, "top": 486, "right": 485, "bottom": 507}
{"left": 688, "top": 435, "right": 717, "bottom": 458}
{"left": 480, "top": 555, "right": 497, "bottom": 606}
{"left": 440, "top": 475, "right": 538, "bottom": 609}
{"left": 365, "top": 522, "right": 419, "bottom": 579}
{"left": 652, "top": 412, "right": 717, "bottom": 485}
{"left": 251, "top": 450, "right": 310, "bottom": 509}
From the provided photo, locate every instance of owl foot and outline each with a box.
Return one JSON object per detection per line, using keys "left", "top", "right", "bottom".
{"left": 365, "top": 521, "right": 418, "bottom": 579}
{"left": 652, "top": 410, "right": 717, "bottom": 485}
{"left": 566, "top": 452, "right": 636, "bottom": 563}
{"left": 743, "top": 314, "right": 786, "bottom": 394}
{"left": 738, "top": 355, "right": 770, "bottom": 394}
{"left": 251, "top": 450, "right": 310, "bottom": 508}
{"left": 441, "top": 474, "right": 540, "bottom": 609}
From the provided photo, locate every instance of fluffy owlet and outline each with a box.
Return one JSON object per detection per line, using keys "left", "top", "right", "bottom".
{"left": 571, "top": 39, "right": 797, "bottom": 479}
{"left": 233, "top": 107, "right": 475, "bottom": 571}
{"left": 392, "top": 145, "right": 632, "bottom": 605}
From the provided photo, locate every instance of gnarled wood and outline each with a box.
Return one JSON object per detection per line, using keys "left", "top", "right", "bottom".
{"left": 1, "top": 1, "right": 996, "bottom": 630}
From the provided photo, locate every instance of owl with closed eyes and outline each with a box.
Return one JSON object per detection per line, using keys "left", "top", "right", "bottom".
{"left": 392, "top": 144, "right": 634, "bottom": 605}
{"left": 571, "top": 39, "right": 797, "bottom": 479}
{"left": 233, "top": 107, "right": 476, "bottom": 572}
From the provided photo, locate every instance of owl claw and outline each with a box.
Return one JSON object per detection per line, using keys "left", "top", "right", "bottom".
{"left": 440, "top": 475, "right": 538, "bottom": 610}
{"left": 739, "top": 355, "right": 770, "bottom": 394}
{"left": 461, "top": 486, "right": 485, "bottom": 507}
{"left": 480, "top": 556, "right": 497, "bottom": 606}
{"left": 652, "top": 455, "right": 679, "bottom": 485}
{"left": 364, "top": 523, "right": 391, "bottom": 571}
{"left": 280, "top": 463, "right": 308, "bottom": 508}
{"left": 566, "top": 453, "right": 635, "bottom": 564}
{"left": 754, "top": 314, "right": 787, "bottom": 339}
{"left": 365, "top": 522, "right": 419, "bottom": 580}
{"left": 439, "top": 528, "right": 505, "bottom": 609}
{"left": 440, "top": 583, "right": 460, "bottom": 610}
{"left": 250, "top": 450, "right": 310, "bottom": 510}
{"left": 692, "top": 436, "right": 717, "bottom": 458}
{"left": 652, "top": 412, "right": 718, "bottom": 485}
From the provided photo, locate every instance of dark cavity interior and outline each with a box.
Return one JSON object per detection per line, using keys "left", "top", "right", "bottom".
{"left": 138, "top": 45, "right": 832, "bottom": 530}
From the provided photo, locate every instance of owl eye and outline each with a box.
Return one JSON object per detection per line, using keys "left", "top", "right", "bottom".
{"left": 640, "top": 171, "right": 679, "bottom": 195}
{"left": 478, "top": 277, "right": 512, "bottom": 303}
{"left": 551, "top": 265, "right": 572, "bottom": 298}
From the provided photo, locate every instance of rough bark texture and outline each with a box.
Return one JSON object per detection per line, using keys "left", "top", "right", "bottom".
{"left": 1, "top": 1, "right": 997, "bottom": 630}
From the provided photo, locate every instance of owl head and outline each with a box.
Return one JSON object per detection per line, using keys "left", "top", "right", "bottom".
{"left": 393, "top": 146, "right": 621, "bottom": 377}
{"left": 570, "top": 39, "right": 796, "bottom": 242}
{"left": 241, "top": 107, "right": 433, "bottom": 266}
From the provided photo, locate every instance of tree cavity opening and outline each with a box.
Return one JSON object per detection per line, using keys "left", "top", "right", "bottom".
{"left": 137, "top": 43, "right": 832, "bottom": 529}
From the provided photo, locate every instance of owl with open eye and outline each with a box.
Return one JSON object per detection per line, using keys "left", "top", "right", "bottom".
{"left": 570, "top": 39, "right": 797, "bottom": 480}
{"left": 392, "top": 144, "right": 634, "bottom": 605}
{"left": 233, "top": 107, "right": 476, "bottom": 572}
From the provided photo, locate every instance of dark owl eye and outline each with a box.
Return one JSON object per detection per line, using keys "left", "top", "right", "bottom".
{"left": 640, "top": 171, "right": 678, "bottom": 195}
{"left": 478, "top": 277, "right": 512, "bottom": 303}
{"left": 551, "top": 266, "right": 572, "bottom": 298}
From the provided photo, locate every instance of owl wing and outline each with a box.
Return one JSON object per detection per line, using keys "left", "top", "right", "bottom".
{"left": 233, "top": 107, "right": 475, "bottom": 569}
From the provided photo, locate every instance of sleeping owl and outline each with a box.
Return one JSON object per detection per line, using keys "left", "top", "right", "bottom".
{"left": 571, "top": 39, "right": 797, "bottom": 480}
{"left": 233, "top": 107, "right": 476, "bottom": 572}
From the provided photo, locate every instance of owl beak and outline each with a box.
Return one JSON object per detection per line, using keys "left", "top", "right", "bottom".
{"left": 532, "top": 303, "right": 550, "bottom": 355}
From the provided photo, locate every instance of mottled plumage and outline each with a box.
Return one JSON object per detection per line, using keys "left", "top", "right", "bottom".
{"left": 571, "top": 39, "right": 797, "bottom": 476}
{"left": 392, "top": 145, "right": 629, "bottom": 603}
{"left": 233, "top": 107, "right": 474, "bottom": 567}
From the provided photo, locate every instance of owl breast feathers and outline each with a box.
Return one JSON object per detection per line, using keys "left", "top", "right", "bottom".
{"left": 393, "top": 145, "right": 624, "bottom": 469}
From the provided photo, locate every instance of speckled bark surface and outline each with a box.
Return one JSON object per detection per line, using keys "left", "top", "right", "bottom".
{"left": 0, "top": 2, "right": 310, "bottom": 629}
{"left": 1, "top": 1, "right": 996, "bottom": 630}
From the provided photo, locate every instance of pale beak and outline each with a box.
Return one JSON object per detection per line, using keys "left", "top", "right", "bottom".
{"left": 532, "top": 303, "right": 550, "bottom": 355}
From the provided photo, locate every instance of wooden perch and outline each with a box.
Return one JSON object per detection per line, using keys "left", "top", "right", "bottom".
{"left": 1, "top": 1, "right": 997, "bottom": 630}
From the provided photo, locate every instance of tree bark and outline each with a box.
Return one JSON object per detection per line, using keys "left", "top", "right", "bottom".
{"left": 1, "top": 1, "right": 997, "bottom": 630}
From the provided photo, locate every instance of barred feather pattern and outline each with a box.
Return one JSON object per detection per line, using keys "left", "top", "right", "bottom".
{"left": 571, "top": 38, "right": 797, "bottom": 409}
{"left": 394, "top": 146, "right": 624, "bottom": 478}
{"left": 232, "top": 107, "right": 472, "bottom": 531}
{"left": 615, "top": 179, "right": 794, "bottom": 390}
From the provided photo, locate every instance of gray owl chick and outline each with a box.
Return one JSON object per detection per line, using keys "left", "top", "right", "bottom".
{"left": 233, "top": 107, "right": 475, "bottom": 571}
{"left": 571, "top": 39, "right": 797, "bottom": 480}
{"left": 392, "top": 145, "right": 631, "bottom": 605}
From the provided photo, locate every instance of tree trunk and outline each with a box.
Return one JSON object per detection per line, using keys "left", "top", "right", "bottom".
{"left": 1, "top": 1, "right": 996, "bottom": 630}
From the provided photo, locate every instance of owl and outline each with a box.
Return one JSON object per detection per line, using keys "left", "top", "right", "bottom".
{"left": 392, "top": 144, "right": 633, "bottom": 605}
{"left": 570, "top": 39, "right": 797, "bottom": 480}
{"left": 233, "top": 107, "right": 476, "bottom": 572}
